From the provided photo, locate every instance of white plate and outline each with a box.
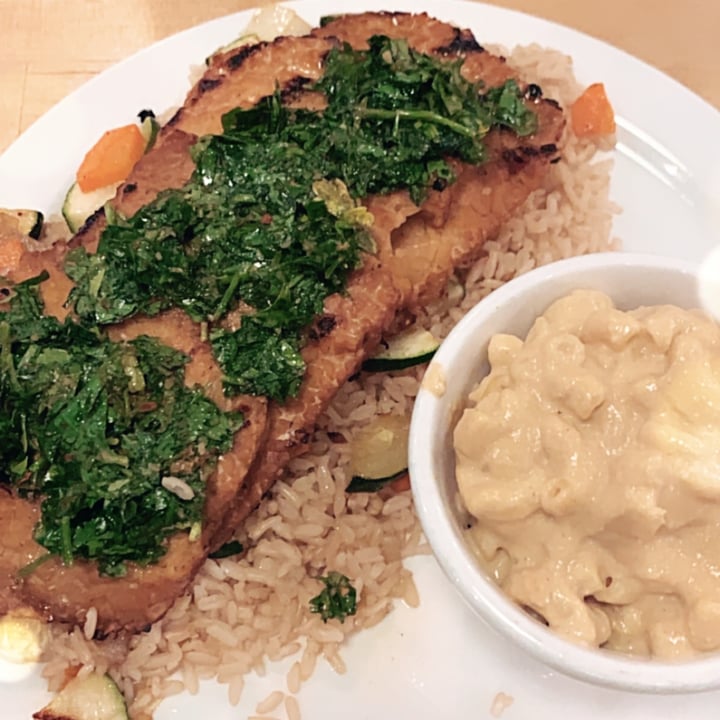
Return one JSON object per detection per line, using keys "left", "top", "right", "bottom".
{"left": 2, "top": 1, "right": 719, "bottom": 718}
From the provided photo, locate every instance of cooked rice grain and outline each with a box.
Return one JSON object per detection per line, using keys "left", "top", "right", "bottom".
{"left": 286, "top": 694, "right": 302, "bottom": 720}
{"left": 82, "top": 607, "right": 98, "bottom": 641}
{"left": 41, "top": 44, "right": 617, "bottom": 719}
{"left": 256, "top": 690, "right": 285, "bottom": 714}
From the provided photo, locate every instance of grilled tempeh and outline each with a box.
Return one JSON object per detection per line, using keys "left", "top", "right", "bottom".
{"left": 0, "top": 12, "right": 563, "bottom": 634}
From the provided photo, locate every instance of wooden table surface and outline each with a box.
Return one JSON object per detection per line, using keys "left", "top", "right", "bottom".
{"left": 2, "top": 0, "right": 719, "bottom": 155}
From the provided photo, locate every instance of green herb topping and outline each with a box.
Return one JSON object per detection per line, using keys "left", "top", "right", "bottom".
{"left": 0, "top": 275, "right": 242, "bottom": 576}
{"left": 65, "top": 37, "right": 537, "bottom": 402}
{"left": 1, "top": 35, "right": 537, "bottom": 577}
{"left": 309, "top": 571, "right": 358, "bottom": 623}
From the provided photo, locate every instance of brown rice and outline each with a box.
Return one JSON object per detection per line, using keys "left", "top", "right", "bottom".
{"left": 39, "top": 43, "right": 617, "bottom": 719}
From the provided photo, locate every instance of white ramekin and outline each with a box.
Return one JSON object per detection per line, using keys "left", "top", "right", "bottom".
{"left": 409, "top": 251, "right": 720, "bottom": 693}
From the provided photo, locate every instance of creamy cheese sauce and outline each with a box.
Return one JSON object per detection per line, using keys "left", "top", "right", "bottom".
{"left": 454, "top": 289, "right": 720, "bottom": 658}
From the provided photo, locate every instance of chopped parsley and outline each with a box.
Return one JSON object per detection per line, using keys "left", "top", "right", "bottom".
{"left": 1, "top": 37, "right": 538, "bottom": 574}
{"left": 0, "top": 275, "right": 242, "bottom": 576}
{"left": 65, "top": 36, "right": 537, "bottom": 402}
{"left": 309, "top": 571, "right": 358, "bottom": 623}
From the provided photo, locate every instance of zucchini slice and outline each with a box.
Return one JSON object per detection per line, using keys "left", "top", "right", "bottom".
{"left": 0, "top": 208, "right": 44, "bottom": 240}
{"left": 243, "top": 5, "right": 311, "bottom": 41}
{"left": 62, "top": 181, "right": 117, "bottom": 233}
{"left": 206, "top": 6, "right": 311, "bottom": 64}
{"left": 347, "top": 413, "right": 410, "bottom": 493}
{"left": 206, "top": 33, "right": 261, "bottom": 64}
{"left": 33, "top": 672, "right": 128, "bottom": 720}
{"left": 138, "top": 110, "right": 160, "bottom": 152}
{"left": 362, "top": 327, "right": 440, "bottom": 372}
{"left": 209, "top": 539, "right": 244, "bottom": 559}
{"left": 346, "top": 469, "right": 408, "bottom": 493}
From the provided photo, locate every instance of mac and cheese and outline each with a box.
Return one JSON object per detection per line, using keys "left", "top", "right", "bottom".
{"left": 454, "top": 290, "right": 720, "bottom": 658}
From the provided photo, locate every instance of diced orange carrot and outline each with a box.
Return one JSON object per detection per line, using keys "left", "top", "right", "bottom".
{"left": 0, "top": 237, "right": 25, "bottom": 274}
{"left": 76, "top": 124, "right": 146, "bottom": 193}
{"left": 571, "top": 83, "right": 616, "bottom": 137}
{"left": 389, "top": 472, "right": 411, "bottom": 493}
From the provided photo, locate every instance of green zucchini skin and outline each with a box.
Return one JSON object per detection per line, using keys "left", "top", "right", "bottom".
{"left": 138, "top": 111, "right": 160, "bottom": 151}
{"left": 346, "top": 469, "right": 408, "bottom": 493}
{"left": 362, "top": 328, "right": 440, "bottom": 372}
{"left": 62, "top": 182, "right": 115, "bottom": 234}
{"left": 362, "top": 349, "right": 437, "bottom": 372}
